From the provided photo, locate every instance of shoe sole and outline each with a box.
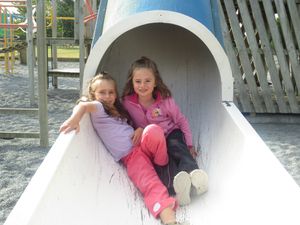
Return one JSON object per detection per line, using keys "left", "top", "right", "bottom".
{"left": 190, "top": 169, "right": 208, "bottom": 195}
{"left": 173, "top": 171, "right": 191, "bottom": 206}
{"left": 167, "top": 222, "right": 190, "bottom": 225}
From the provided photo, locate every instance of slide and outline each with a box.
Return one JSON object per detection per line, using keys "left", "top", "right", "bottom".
{"left": 4, "top": 1, "right": 300, "bottom": 225}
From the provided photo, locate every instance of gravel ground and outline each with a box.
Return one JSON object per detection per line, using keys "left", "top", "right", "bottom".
{"left": 251, "top": 123, "right": 300, "bottom": 185}
{"left": 0, "top": 61, "right": 79, "bottom": 224}
{"left": 1, "top": 61, "right": 300, "bottom": 225}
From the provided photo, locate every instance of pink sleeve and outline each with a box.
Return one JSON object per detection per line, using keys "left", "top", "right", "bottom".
{"left": 167, "top": 98, "right": 193, "bottom": 147}
{"left": 122, "top": 97, "right": 144, "bottom": 129}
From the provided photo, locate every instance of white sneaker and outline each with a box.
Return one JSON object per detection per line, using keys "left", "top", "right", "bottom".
{"left": 173, "top": 171, "right": 191, "bottom": 206}
{"left": 190, "top": 169, "right": 208, "bottom": 195}
{"left": 166, "top": 221, "right": 190, "bottom": 225}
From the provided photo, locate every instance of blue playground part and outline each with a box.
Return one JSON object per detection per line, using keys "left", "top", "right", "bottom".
{"left": 3, "top": 2, "right": 300, "bottom": 225}
{"left": 92, "top": 0, "right": 223, "bottom": 46}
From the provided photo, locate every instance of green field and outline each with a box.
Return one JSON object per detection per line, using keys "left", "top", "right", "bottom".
{"left": 48, "top": 46, "right": 79, "bottom": 59}
{"left": 0, "top": 46, "right": 80, "bottom": 60}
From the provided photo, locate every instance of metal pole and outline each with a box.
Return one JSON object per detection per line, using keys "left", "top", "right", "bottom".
{"left": 51, "top": 0, "right": 58, "bottom": 87}
{"left": 26, "top": 0, "right": 35, "bottom": 105}
{"left": 51, "top": 0, "right": 57, "bottom": 69}
{"left": 79, "top": 0, "right": 85, "bottom": 93}
{"left": 36, "top": 0, "right": 49, "bottom": 147}
{"left": 74, "top": 0, "right": 79, "bottom": 40}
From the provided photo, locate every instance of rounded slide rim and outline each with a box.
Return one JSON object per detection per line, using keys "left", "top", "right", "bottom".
{"left": 84, "top": 10, "right": 233, "bottom": 101}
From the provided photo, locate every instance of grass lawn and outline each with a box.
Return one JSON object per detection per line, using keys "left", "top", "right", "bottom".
{"left": 48, "top": 46, "right": 79, "bottom": 59}
{"left": 0, "top": 46, "right": 80, "bottom": 61}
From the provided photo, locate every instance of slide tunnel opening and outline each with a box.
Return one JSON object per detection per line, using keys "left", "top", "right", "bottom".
{"left": 92, "top": 23, "right": 222, "bottom": 160}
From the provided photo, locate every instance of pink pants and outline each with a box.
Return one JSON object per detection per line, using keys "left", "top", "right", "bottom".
{"left": 122, "top": 124, "right": 177, "bottom": 217}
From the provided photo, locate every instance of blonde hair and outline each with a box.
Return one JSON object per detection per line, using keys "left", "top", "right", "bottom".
{"left": 80, "top": 72, "right": 130, "bottom": 120}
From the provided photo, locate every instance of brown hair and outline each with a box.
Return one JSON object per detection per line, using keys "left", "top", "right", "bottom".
{"left": 122, "top": 56, "right": 172, "bottom": 99}
{"left": 80, "top": 72, "right": 130, "bottom": 121}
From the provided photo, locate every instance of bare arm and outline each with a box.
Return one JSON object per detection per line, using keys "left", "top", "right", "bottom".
{"left": 188, "top": 146, "right": 198, "bottom": 159}
{"left": 59, "top": 101, "right": 97, "bottom": 134}
{"left": 131, "top": 127, "right": 143, "bottom": 146}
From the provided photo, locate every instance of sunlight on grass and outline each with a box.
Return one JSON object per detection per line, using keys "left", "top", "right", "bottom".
{"left": 48, "top": 46, "right": 79, "bottom": 59}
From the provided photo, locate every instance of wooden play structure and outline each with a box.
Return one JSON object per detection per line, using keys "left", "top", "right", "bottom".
{"left": 3, "top": 1, "right": 300, "bottom": 225}
{"left": 0, "top": 0, "right": 41, "bottom": 142}
{"left": 0, "top": 0, "right": 30, "bottom": 74}
{"left": 219, "top": 0, "right": 300, "bottom": 113}
{"left": 0, "top": 0, "right": 97, "bottom": 146}
{"left": 47, "top": 0, "right": 97, "bottom": 90}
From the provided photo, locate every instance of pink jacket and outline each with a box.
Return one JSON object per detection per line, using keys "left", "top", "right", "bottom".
{"left": 123, "top": 93, "right": 193, "bottom": 147}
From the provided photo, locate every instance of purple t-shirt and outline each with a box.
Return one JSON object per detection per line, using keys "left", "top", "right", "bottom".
{"left": 90, "top": 101, "right": 134, "bottom": 161}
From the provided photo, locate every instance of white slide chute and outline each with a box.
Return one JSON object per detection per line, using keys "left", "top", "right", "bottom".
{"left": 4, "top": 8, "right": 300, "bottom": 225}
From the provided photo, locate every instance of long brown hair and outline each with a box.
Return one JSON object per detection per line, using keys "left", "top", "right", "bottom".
{"left": 122, "top": 56, "right": 172, "bottom": 99}
{"left": 80, "top": 72, "right": 130, "bottom": 121}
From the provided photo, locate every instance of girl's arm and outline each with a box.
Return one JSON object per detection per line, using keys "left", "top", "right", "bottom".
{"left": 59, "top": 101, "right": 97, "bottom": 134}
{"left": 188, "top": 146, "right": 198, "bottom": 159}
{"left": 167, "top": 98, "right": 193, "bottom": 146}
{"left": 168, "top": 99, "right": 198, "bottom": 158}
{"left": 132, "top": 127, "right": 144, "bottom": 146}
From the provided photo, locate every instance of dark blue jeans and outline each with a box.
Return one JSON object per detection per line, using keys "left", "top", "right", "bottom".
{"left": 155, "top": 129, "right": 199, "bottom": 195}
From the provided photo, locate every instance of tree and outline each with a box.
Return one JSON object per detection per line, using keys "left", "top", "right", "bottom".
{"left": 14, "top": 0, "right": 52, "bottom": 39}
{"left": 56, "top": 0, "right": 74, "bottom": 37}
{"left": 15, "top": 0, "right": 75, "bottom": 39}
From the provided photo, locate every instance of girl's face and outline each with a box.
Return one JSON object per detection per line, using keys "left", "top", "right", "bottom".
{"left": 132, "top": 68, "right": 156, "bottom": 99}
{"left": 93, "top": 80, "right": 117, "bottom": 107}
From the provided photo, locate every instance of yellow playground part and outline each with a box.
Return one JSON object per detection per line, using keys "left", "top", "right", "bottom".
{"left": 1, "top": 0, "right": 97, "bottom": 75}
{"left": 0, "top": 6, "right": 76, "bottom": 74}
{"left": 46, "top": 10, "right": 75, "bottom": 28}
{"left": 0, "top": 7, "right": 16, "bottom": 74}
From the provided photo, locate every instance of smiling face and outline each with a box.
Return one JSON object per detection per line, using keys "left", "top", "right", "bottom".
{"left": 132, "top": 68, "right": 156, "bottom": 99}
{"left": 93, "top": 79, "right": 117, "bottom": 107}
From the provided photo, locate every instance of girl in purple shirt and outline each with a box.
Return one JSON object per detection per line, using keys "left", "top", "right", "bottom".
{"left": 122, "top": 57, "right": 208, "bottom": 206}
{"left": 60, "top": 73, "right": 188, "bottom": 225}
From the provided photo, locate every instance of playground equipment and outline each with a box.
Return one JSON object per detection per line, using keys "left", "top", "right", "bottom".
{"left": 0, "top": 0, "right": 40, "bottom": 143}
{"left": 4, "top": 1, "right": 300, "bottom": 225}
{"left": 47, "top": 0, "right": 97, "bottom": 89}
{"left": 1, "top": 6, "right": 15, "bottom": 74}
{"left": 0, "top": 0, "right": 97, "bottom": 146}
{"left": 0, "top": 0, "right": 36, "bottom": 74}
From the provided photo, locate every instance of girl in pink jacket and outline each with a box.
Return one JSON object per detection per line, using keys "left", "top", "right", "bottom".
{"left": 122, "top": 57, "right": 208, "bottom": 206}
{"left": 60, "top": 73, "right": 188, "bottom": 225}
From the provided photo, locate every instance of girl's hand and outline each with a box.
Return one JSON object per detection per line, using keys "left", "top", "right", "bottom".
{"left": 59, "top": 118, "right": 80, "bottom": 134}
{"left": 132, "top": 127, "right": 143, "bottom": 146}
{"left": 189, "top": 146, "right": 198, "bottom": 159}
{"left": 59, "top": 102, "right": 95, "bottom": 134}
